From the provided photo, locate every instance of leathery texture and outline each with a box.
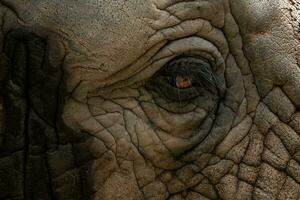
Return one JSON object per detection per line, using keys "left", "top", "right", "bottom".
{"left": 0, "top": 0, "right": 299, "bottom": 200}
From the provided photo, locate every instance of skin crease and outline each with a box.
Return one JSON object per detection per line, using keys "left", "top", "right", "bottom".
{"left": 0, "top": 0, "right": 299, "bottom": 200}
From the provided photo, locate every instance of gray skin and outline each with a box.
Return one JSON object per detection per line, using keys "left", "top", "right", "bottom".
{"left": 0, "top": 0, "right": 299, "bottom": 200}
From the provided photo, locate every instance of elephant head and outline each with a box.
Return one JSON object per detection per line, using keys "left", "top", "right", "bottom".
{"left": 0, "top": 0, "right": 299, "bottom": 199}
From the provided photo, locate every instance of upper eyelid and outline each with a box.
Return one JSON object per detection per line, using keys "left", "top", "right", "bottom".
{"left": 159, "top": 57, "right": 214, "bottom": 80}
{"left": 161, "top": 64, "right": 212, "bottom": 76}
{"left": 89, "top": 37, "right": 223, "bottom": 96}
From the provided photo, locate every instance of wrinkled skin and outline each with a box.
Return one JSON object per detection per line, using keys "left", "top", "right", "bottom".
{"left": 0, "top": 0, "right": 300, "bottom": 200}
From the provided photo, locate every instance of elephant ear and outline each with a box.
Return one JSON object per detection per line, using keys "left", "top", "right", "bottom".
{"left": 0, "top": 30, "right": 92, "bottom": 200}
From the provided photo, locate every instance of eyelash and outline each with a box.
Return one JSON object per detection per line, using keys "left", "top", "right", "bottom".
{"left": 146, "top": 56, "right": 217, "bottom": 102}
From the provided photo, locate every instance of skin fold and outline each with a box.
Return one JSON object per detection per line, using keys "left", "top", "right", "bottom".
{"left": 0, "top": 0, "right": 299, "bottom": 199}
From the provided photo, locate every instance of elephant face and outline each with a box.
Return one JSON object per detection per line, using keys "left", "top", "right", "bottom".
{"left": 0, "top": 0, "right": 299, "bottom": 200}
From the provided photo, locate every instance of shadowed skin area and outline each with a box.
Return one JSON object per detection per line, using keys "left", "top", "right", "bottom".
{"left": 0, "top": 0, "right": 299, "bottom": 199}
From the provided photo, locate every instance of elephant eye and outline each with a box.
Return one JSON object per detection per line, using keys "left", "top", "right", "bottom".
{"left": 146, "top": 56, "right": 217, "bottom": 102}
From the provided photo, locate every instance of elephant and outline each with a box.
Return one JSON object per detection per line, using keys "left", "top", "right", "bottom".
{"left": 0, "top": 0, "right": 299, "bottom": 199}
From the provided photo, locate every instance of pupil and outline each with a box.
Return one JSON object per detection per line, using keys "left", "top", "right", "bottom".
{"left": 175, "top": 76, "right": 192, "bottom": 89}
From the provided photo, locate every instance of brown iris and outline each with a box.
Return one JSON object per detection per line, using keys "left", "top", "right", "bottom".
{"left": 175, "top": 75, "right": 192, "bottom": 89}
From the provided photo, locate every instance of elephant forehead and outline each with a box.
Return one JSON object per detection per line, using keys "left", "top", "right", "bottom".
{"left": 20, "top": 0, "right": 155, "bottom": 47}
{"left": 12, "top": 0, "right": 225, "bottom": 67}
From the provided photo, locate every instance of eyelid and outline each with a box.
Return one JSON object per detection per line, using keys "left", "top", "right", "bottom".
{"left": 152, "top": 37, "right": 224, "bottom": 71}
{"left": 90, "top": 36, "right": 224, "bottom": 98}
{"left": 160, "top": 56, "right": 212, "bottom": 76}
